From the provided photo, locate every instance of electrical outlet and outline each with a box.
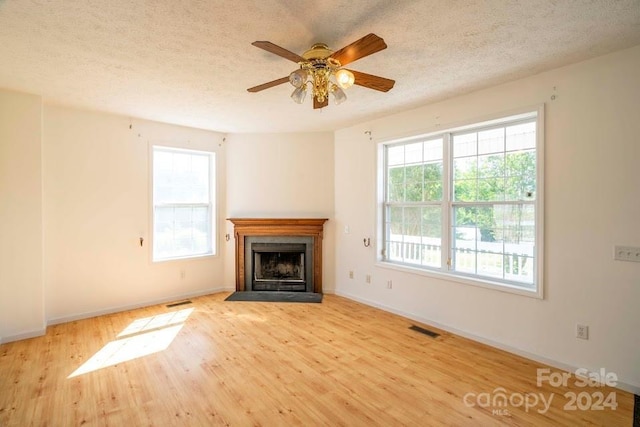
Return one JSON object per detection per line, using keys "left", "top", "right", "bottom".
{"left": 614, "top": 246, "right": 640, "bottom": 262}
{"left": 365, "top": 274, "right": 371, "bottom": 284}
{"left": 576, "top": 324, "right": 589, "bottom": 340}
{"left": 386, "top": 280, "right": 393, "bottom": 289}
{"left": 349, "top": 270, "right": 354, "bottom": 279}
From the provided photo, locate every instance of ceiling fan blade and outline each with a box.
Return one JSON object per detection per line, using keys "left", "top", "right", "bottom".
{"left": 330, "top": 33, "right": 387, "bottom": 67}
{"left": 314, "top": 96, "right": 329, "bottom": 109}
{"left": 349, "top": 70, "right": 395, "bottom": 92}
{"left": 247, "top": 77, "right": 289, "bottom": 93}
{"left": 252, "top": 41, "right": 305, "bottom": 63}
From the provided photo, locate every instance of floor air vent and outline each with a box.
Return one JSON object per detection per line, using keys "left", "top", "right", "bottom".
{"left": 409, "top": 325, "right": 440, "bottom": 338}
{"left": 166, "top": 300, "right": 192, "bottom": 308}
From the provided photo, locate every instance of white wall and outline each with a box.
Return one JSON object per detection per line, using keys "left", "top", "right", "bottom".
{"left": 224, "top": 132, "right": 335, "bottom": 291}
{"left": 0, "top": 90, "right": 45, "bottom": 342}
{"left": 334, "top": 45, "right": 640, "bottom": 392}
{"left": 43, "top": 106, "right": 227, "bottom": 322}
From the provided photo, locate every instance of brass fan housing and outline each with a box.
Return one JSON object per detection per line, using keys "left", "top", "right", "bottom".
{"left": 302, "top": 43, "right": 333, "bottom": 60}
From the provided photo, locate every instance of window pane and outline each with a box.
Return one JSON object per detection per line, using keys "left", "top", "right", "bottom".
{"left": 423, "top": 138, "right": 443, "bottom": 162}
{"left": 477, "top": 251, "right": 503, "bottom": 279}
{"left": 453, "top": 247, "right": 475, "bottom": 274}
{"left": 453, "top": 157, "right": 477, "bottom": 179}
{"left": 504, "top": 255, "right": 534, "bottom": 286}
{"left": 388, "top": 140, "right": 443, "bottom": 203}
{"left": 153, "top": 206, "right": 211, "bottom": 260}
{"left": 453, "top": 133, "right": 477, "bottom": 157}
{"left": 478, "top": 154, "right": 504, "bottom": 178}
{"left": 506, "top": 121, "right": 536, "bottom": 151}
{"left": 455, "top": 204, "right": 501, "bottom": 247}
{"left": 384, "top": 204, "right": 442, "bottom": 268}
{"left": 503, "top": 205, "right": 535, "bottom": 246}
{"left": 478, "top": 177, "right": 505, "bottom": 201}
{"left": 400, "top": 205, "right": 422, "bottom": 265}
{"left": 453, "top": 154, "right": 478, "bottom": 202}
{"left": 421, "top": 206, "right": 441, "bottom": 267}
{"left": 453, "top": 179, "right": 477, "bottom": 202}
{"left": 388, "top": 166, "right": 405, "bottom": 202}
{"left": 403, "top": 206, "right": 421, "bottom": 236}
{"left": 388, "top": 206, "right": 403, "bottom": 235}
{"left": 476, "top": 206, "right": 498, "bottom": 242}
{"left": 404, "top": 165, "right": 424, "bottom": 202}
{"left": 453, "top": 206, "right": 476, "bottom": 227}
{"left": 424, "top": 181, "right": 442, "bottom": 201}
{"left": 154, "top": 149, "right": 210, "bottom": 204}
{"left": 423, "top": 163, "right": 443, "bottom": 201}
{"left": 387, "top": 145, "right": 404, "bottom": 166}
{"left": 505, "top": 176, "right": 535, "bottom": 200}
{"left": 506, "top": 150, "right": 535, "bottom": 176}
{"left": 505, "top": 150, "right": 536, "bottom": 201}
{"left": 386, "top": 204, "right": 404, "bottom": 263}
{"left": 478, "top": 127, "right": 505, "bottom": 155}
{"left": 405, "top": 142, "right": 423, "bottom": 164}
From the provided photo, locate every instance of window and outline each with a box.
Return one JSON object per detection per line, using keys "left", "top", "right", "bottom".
{"left": 380, "top": 110, "right": 543, "bottom": 295}
{"left": 152, "top": 146, "right": 215, "bottom": 261}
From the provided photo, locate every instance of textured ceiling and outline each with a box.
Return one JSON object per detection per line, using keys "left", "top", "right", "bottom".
{"left": 1, "top": 0, "right": 639, "bottom": 133}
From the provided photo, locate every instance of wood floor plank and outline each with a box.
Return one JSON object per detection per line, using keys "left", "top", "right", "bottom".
{"left": 0, "top": 293, "right": 634, "bottom": 426}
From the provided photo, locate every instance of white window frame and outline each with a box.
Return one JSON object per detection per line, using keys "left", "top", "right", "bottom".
{"left": 151, "top": 145, "right": 216, "bottom": 262}
{"left": 376, "top": 106, "right": 544, "bottom": 298}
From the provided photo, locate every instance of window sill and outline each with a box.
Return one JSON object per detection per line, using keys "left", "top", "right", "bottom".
{"left": 375, "top": 260, "right": 543, "bottom": 299}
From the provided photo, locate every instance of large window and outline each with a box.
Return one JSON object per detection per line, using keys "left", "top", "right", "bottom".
{"left": 152, "top": 146, "right": 215, "bottom": 261}
{"left": 380, "top": 110, "right": 543, "bottom": 295}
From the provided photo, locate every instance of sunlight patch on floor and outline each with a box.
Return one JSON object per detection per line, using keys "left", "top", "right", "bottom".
{"left": 68, "top": 308, "right": 194, "bottom": 378}
{"left": 117, "top": 307, "right": 193, "bottom": 338}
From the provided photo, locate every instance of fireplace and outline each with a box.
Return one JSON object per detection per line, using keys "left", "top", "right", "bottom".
{"left": 229, "top": 218, "right": 327, "bottom": 293}
{"left": 246, "top": 237, "right": 313, "bottom": 291}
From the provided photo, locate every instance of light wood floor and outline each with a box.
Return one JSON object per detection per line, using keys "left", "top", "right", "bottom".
{"left": 0, "top": 293, "right": 634, "bottom": 426}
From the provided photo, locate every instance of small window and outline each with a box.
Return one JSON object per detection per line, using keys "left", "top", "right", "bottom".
{"left": 152, "top": 146, "right": 215, "bottom": 261}
{"left": 379, "top": 109, "right": 543, "bottom": 296}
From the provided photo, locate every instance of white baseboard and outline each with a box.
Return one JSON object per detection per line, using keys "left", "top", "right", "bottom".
{"left": 334, "top": 290, "right": 640, "bottom": 396}
{"left": 0, "top": 327, "right": 47, "bottom": 345}
{"left": 0, "top": 287, "right": 233, "bottom": 345}
{"left": 47, "top": 286, "right": 229, "bottom": 326}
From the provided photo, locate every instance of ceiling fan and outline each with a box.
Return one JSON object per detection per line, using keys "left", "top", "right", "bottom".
{"left": 247, "top": 33, "right": 395, "bottom": 109}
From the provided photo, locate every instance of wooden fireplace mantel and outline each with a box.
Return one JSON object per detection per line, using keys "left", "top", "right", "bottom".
{"left": 228, "top": 218, "right": 328, "bottom": 293}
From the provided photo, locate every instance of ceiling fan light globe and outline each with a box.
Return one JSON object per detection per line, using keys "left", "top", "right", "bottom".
{"left": 335, "top": 69, "right": 355, "bottom": 89}
{"left": 291, "top": 86, "right": 307, "bottom": 104}
{"left": 289, "top": 69, "right": 307, "bottom": 88}
{"left": 332, "top": 86, "right": 347, "bottom": 105}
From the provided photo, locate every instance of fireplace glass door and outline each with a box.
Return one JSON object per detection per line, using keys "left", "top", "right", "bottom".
{"left": 252, "top": 243, "right": 307, "bottom": 291}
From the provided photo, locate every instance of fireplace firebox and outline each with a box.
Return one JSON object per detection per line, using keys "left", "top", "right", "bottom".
{"left": 247, "top": 238, "right": 312, "bottom": 291}
{"left": 254, "top": 246, "right": 305, "bottom": 283}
